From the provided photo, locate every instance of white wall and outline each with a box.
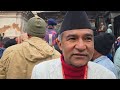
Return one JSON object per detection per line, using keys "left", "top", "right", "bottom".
{"left": 0, "top": 13, "right": 22, "bottom": 38}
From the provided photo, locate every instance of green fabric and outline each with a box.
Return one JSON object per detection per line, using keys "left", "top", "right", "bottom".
{"left": 26, "top": 16, "right": 47, "bottom": 38}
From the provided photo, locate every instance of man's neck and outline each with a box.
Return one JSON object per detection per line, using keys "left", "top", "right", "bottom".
{"left": 92, "top": 52, "right": 102, "bottom": 61}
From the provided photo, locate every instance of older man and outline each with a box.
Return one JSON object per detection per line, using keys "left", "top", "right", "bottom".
{"left": 31, "top": 11, "right": 116, "bottom": 79}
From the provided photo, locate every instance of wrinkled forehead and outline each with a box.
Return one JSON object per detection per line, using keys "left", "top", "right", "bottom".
{"left": 62, "top": 29, "right": 93, "bottom": 36}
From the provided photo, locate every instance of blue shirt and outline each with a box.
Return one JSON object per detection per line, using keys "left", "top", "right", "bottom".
{"left": 93, "top": 55, "right": 118, "bottom": 77}
{"left": 0, "top": 48, "right": 5, "bottom": 58}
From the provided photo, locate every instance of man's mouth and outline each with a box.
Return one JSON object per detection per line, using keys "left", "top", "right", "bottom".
{"left": 72, "top": 53, "right": 87, "bottom": 58}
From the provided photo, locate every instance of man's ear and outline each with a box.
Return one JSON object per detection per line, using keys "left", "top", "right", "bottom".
{"left": 56, "top": 38, "right": 62, "bottom": 51}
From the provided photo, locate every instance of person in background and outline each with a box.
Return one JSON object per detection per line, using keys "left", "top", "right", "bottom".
{"left": 114, "top": 42, "right": 120, "bottom": 79}
{"left": 114, "top": 36, "right": 120, "bottom": 51}
{"left": 0, "top": 37, "right": 10, "bottom": 58}
{"left": 0, "top": 48, "right": 5, "bottom": 59}
{"left": 0, "top": 37, "right": 18, "bottom": 59}
{"left": 98, "top": 22, "right": 106, "bottom": 35}
{"left": 3, "top": 38, "right": 17, "bottom": 48}
{"left": 106, "top": 24, "right": 113, "bottom": 34}
{"left": 44, "top": 18, "right": 58, "bottom": 47}
{"left": 0, "top": 33, "right": 29, "bottom": 59}
{"left": 0, "top": 16, "right": 60, "bottom": 79}
{"left": 0, "top": 32, "right": 29, "bottom": 59}
{"left": 15, "top": 33, "right": 28, "bottom": 44}
{"left": 92, "top": 33, "right": 118, "bottom": 78}
{"left": 0, "top": 39, "right": 3, "bottom": 48}
{"left": 31, "top": 11, "right": 116, "bottom": 79}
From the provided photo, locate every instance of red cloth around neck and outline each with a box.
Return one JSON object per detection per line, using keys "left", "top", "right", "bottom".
{"left": 61, "top": 55, "right": 87, "bottom": 79}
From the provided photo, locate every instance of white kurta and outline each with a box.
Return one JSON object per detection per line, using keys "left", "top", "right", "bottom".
{"left": 31, "top": 58, "right": 116, "bottom": 79}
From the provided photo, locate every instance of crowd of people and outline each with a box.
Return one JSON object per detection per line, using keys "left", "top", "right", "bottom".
{"left": 0, "top": 11, "right": 120, "bottom": 79}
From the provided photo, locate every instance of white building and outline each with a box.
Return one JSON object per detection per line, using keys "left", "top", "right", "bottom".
{"left": 0, "top": 11, "right": 34, "bottom": 38}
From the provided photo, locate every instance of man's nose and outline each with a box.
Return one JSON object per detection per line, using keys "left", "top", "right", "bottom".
{"left": 75, "top": 39, "right": 86, "bottom": 51}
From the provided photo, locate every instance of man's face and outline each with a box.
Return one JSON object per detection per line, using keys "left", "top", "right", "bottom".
{"left": 57, "top": 29, "right": 94, "bottom": 67}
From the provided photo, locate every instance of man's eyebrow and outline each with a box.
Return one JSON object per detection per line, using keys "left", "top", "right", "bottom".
{"left": 66, "top": 34, "right": 77, "bottom": 38}
{"left": 65, "top": 33, "right": 93, "bottom": 38}
{"left": 84, "top": 33, "right": 93, "bottom": 37}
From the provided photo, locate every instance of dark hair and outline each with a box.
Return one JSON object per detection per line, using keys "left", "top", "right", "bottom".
{"left": 2, "top": 37, "right": 10, "bottom": 46}
{"left": 94, "top": 33, "right": 115, "bottom": 55}
{"left": 4, "top": 38, "right": 17, "bottom": 48}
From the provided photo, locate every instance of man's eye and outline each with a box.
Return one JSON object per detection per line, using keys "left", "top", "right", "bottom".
{"left": 67, "top": 37, "right": 76, "bottom": 41}
{"left": 69, "top": 38, "right": 76, "bottom": 40}
{"left": 85, "top": 37, "right": 92, "bottom": 41}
